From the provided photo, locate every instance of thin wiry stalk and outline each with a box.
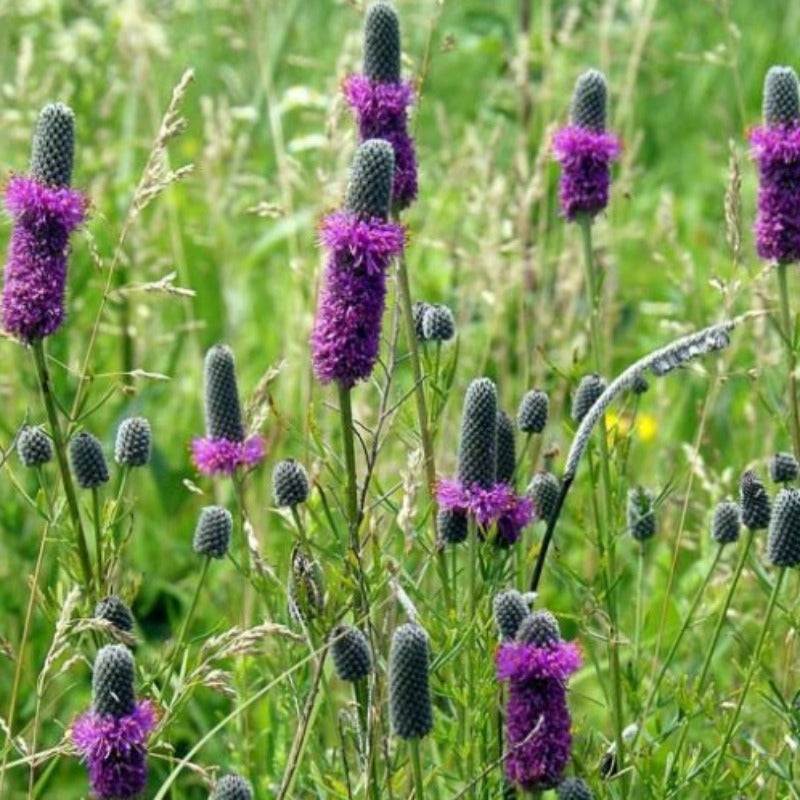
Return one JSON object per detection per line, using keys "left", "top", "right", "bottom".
{"left": 776, "top": 264, "right": 800, "bottom": 459}
{"left": 409, "top": 738, "right": 425, "bottom": 799}
{"left": 707, "top": 568, "right": 786, "bottom": 787}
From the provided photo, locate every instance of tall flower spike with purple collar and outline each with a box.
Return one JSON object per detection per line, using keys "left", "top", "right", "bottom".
{"left": 552, "top": 70, "right": 621, "bottom": 221}
{"left": 436, "top": 378, "right": 534, "bottom": 547}
{"left": 496, "top": 610, "right": 582, "bottom": 791}
{"left": 2, "top": 103, "right": 88, "bottom": 342}
{"left": 72, "top": 645, "right": 156, "bottom": 799}
{"left": 191, "top": 344, "right": 265, "bottom": 476}
{"left": 750, "top": 66, "right": 800, "bottom": 263}
{"left": 311, "top": 139, "right": 404, "bottom": 387}
{"left": 344, "top": 1, "right": 418, "bottom": 209}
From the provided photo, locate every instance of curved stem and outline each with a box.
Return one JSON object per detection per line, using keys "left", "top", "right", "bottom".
{"left": 777, "top": 264, "right": 800, "bottom": 459}
{"left": 707, "top": 568, "right": 785, "bottom": 787}
{"left": 164, "top": 556, "right": 210, "bottom": 683}
{"left": 31, "top": 341, "right": 94, "bottom": 597}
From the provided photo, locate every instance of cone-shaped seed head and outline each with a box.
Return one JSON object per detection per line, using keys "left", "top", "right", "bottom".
{"left": 493, "top": 589, "right": 530, "bottom": 641}
{"left": 204, "top": 345, "right": 245, "bottom": 442}
{"left": 193, "top": 506, "right": 232, "bottom": 559}
{"left": 763, "top": 66, "right": 800, "bottom": 126}
{"left": 569, "top": 69, "right": 608, "bottom": 131}
{"left": 457, "top": 377, "right": 498, "bottom": 489}
{"left": 631, "top": 372, "right": 649, "bottom": 395}
{"left": 769, "top": 452, "right": 799, "bottom": 484}
{"left": 422, "top": 304, "right": 455, "bottom": 342}
{"left": 711, "top": 500, "right": 741, "bottom": 545}
{"left": 272, "top": 459, "right": 310, "bottom": 507}
{"left": 767, "top": 487, "right": 800, "bottom": 567}
{"left": 627, "top": 486, "right": 656, "bottom": 542}
{"left": 572, "top": 373, "right": 607, "bottom": 423}
{"left": 496, "top": 410, "right": 516, "bottom": 484}
{"left": 92, "top": 644, "right": 136, "bottom": 718}
{"left": 412, "top": 301, "right": 431, "bottom": 341}
{"left": 740, "top": 470, "right": 771, "bottom": 530}
{"left": 17, "top": 425, "right": 53, "bottom": 468}
{"left": 288, "top": 546, "right": 325, "bottom": 623}
{"left": 69, "top": 431, "right": 109, "bottom": 489}
{"left": 345, "top": 139, "right": 395, "bottom": 220}
{"left": 557, "top": 777, "right": 595, "bottom": 800}
{"left": 114, "top": 417, "right": 151, "bottom": 468}
{"left": 95, "top": 596, "right": 134, "bottom": 633}
{"left": 517, "top": 389, "right": 549, "bottom": 434}
{"left": 517, "top": 609, "right": 561, "bottom": 647}
{"left": 364, "top": 1, "right": 401, "bottom": 83}
{"left": 389, "top": 622, "right": 433, "bottom": 739}
{"left": 527, "top": 471, "right": 560, "bottom": 525}
{"left": 30, "top": 103, "right": 75, "bottom": 187}
{"left": 211, "top": 773, "right": 253, "bottom": 800}
{"left": 438, "top": 507, "right": 468, "bottom": 544}
{"left": 331, "top": 624, "right": 372, "bottom": 682}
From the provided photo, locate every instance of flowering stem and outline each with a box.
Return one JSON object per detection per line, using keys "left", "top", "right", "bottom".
{"left": 707, "top": 568, "right": 785, "bottom": 788}
{"left": 31, "top": 340, "right": 94, "bottom": 597}
{"left": 634, "top": 542, "right": 645, "bottom": 666}
{"left": 664, "top": 529, "right": 754, "bottom": 786}
{"left": 92, "top": 487, "right": 104, "bottom": 591}
{"left": 395, "top": 248, "right": 438, "bottom": 530}
{"left": 290, "top": 505, "right": 310, "bottom": 550}
{"left": 166, "top": 556, "right": 210, "bottom": 682}
{"left": 776, "top": 263, "right": 800, "bottom": 460}
{"left": 409, "top": 738, "right": 425, "bottom": 800}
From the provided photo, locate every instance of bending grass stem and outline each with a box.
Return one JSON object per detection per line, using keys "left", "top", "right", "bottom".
{"left": 707, "top": 567, "right": 786, "bottom": 787}
{"left": 776, "top": 263, "right": 800, "bottom": 460}
{"left": 167, "top": 556, "right": 210, "bottom": 681}
{"left": 409, "top": 738, "right": 425, "bottom": 800}
{"left": 31, "top": 341, "right": 94, "bottom": 597}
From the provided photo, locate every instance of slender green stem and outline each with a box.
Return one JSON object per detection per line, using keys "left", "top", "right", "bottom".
{"left": 777, "top": 264, "right": 800, "bottom": 460}
{"left": 635, "top": 542, "right": 645, "bottom": 666}
{"left": 395, "top": 249, "right": 437, "bottom": 525}
{"left": 409, "top": 738, "right": 425, "bottom": 800}
{"left": 665, "top": 529, "right": 754, "bottom": 785}
{"left": 31, "top": 341, "right": 94, "bottom": 596}
{"left": 110, "top": 465, "right": 129, "bottom": 549}
{"left": 630, "top": 546, "right": 723, "bottom": 760}
{"left": 708, "top": 568, "right": 786, "bottom": 787}
{"left": 92, "top": 487, "right": 104, "bottom": 590}
{"left": 290, "top": 505, "right": 310, "bottom": 549}
{"left": 165, "top": 557, "right": 210, "bottom": 682}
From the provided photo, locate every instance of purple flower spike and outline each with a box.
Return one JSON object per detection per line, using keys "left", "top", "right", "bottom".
{"left": 436, "top": 478, "right": 535, "bottom": 547}
{"left": 311, "top": 210, "right": 404, "bottom": 387}
{"left": 344, "top": 75, "right": 418, "bottom": 208}
{"left": 191, "top": 434, "right": 265, "bottom": 476}
{"left": 552, "top": 126, "right": 621, "bottom": 221}
{"left": 750, "top": 123, "right": 800, "bottom": 264}
{"left": 72, "top": 701, "right": 156, "bottom": 799}
{"left": 496, "top": 634, "right": 581, "bottom": 791}
{"left": 2, "top": 175, "right": 87, "bottom": 341}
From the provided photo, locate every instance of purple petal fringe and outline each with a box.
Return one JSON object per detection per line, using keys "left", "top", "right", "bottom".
{"left": 436, "top": 478, "right": 535, "bottom": 547}
{"left": 2, "top": 175, "right": 87, "bottom": 341}
{"left": 496, "top": 640, "right": 581, "bottom": 791}
{"left": 552, "top": 125, "right": 621, "bottom": 222}
{"left": 72, "top": 701, "right": 156, "bottom": 800}
{"left": 750, "top": 123, "right": 800, "bottom": 264}
{"left": 191, "top": 435, "right": 265, "bottom": 476}
{"left": 311, "top": 211, "right": 405, "bottom": 387}
{"left": 344, "top": 75, "right": 418, "bottom": 209}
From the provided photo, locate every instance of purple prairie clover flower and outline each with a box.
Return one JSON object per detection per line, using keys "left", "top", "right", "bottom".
{"left": 191, "top": 344, "right": 265, "bottom": 476}
{"left": 344, "top": 2, "right": 418, "bottom": 209}
{"left": 552, "top": 70, "right": 620, "bottom": 222}
{"left": 436, "top": 477, "right": 535, "bottom": 547}
{"left": 496, "top": 617, "right": 582, "bottom": 791}
{"left": 73, "top": 702, "right": 156, "bottom": 799}
{"left": 72, "top": 645, "right": 156, "bottom": 799}
{"left": 311, "top": 140, "right": 404, "bottom": 387}
{"left": 2, "top": 175, "right": 87, "bottom": 341}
